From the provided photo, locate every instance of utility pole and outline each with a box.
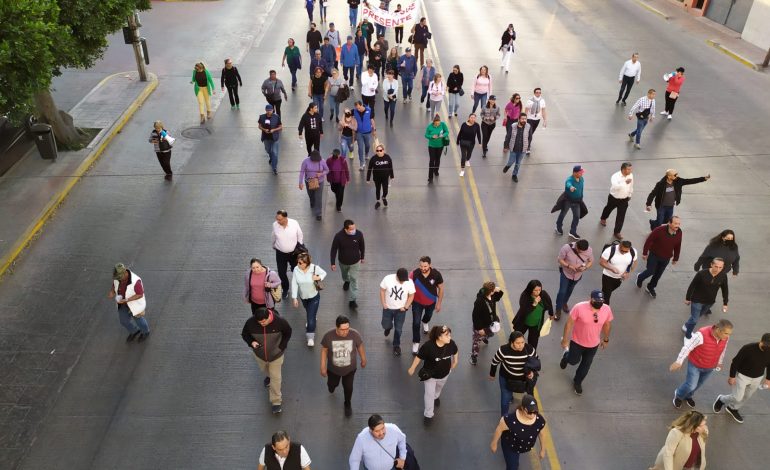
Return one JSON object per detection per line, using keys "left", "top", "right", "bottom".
{"left": 127, "top": 11, "right": 147, "bottom": 81}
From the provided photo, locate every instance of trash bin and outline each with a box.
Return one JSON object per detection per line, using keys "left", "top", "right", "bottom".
{"left": 31, "top": 123, "right": 57, "bottom": 161}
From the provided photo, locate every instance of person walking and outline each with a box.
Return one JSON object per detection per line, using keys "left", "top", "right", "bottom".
{"left": 262, "top": 70, "right": 289, "bottom": 117}
{"left": 326, "top": 22, "right": 342, "bottom": 59}
{"left": 472, "top": 66, "right": 492, "bottom": 113}
{"left": 394, "top": 4, "right": 405, "bottom": 44}
{"left": 321, "top": 315, "right": 366, "bottom": 417}
{"left": 524, "top": 88, "right": 547, "bottom": 154}
{"left": 470, "top": 282, "right": 504, "bottom": 365}
{"left": 243, "top": 258, "right": 282, "bottom": 313}
{"left": 330, "top": 219, "right": 365, "bottom": 309}
{"left": 645, "top": 170, "right": 710, "bottom": 229}
{"left": 408, "top": 325, "right": 459, "bottom": 425}
{"left": 479, "top": 95, "right": 500, "bottom": 158}
{"left": 305, "top": 0, "right": 315, "bottom": 23}
{"left": 648, "top": 411, "right": 708, "bottom": 470}
{"left": 366, "top": 143, "right": 394, "bottom": 209}
{"left": 694, "top": 229, "right": 740, "bottom": 276}
{"left": 148, "top": 120, "right": 173, "bottom": 180}
{"left": 599, "top": 240, "right": 637, "bottom": 305}
{"left": 398, "top": 47, "right": 417, "bottom": 102}
{"left": 424, "top": 114, "right": 448, "bottom": 184}
{"left": 309, "top": 65, "right": 328, "bottom": 114}
{"left": 627, "top": 89, "right": 656, "bottom": 149}
{"left": 499, "top": 24, "right": 516, "bottom": 75}
{"left": 599, "top": 162, "right": 634, "bottom": 239}
{"left": 360, "top": 65, "right": 379, "bottom": 118}
{"left": 368, "top": 42, "right": 384, "bottom": 80}
{"left": 490, "top": 332, "right": 538, "bottom": 416}
{"left": 409, "top": 256, "right": 445, "bottom": 355}
{"left": 272, "top": 210, "right": 304, "bottom": 296}
{"left": 354, "top": 29, "right": 368, "bottom": 83}
{"left": 338, "top": 108, "right": 358, "bottom": 159}
{"left": 359, "top": 18, "right": 375, "bottom": 51}
{"left": 258, "top": 104, "right": 283, "bottom": 175}
{"left": 555, "top": 165, "right": 586, "bottom": 239}
{"left": 380, "top": 268, "right": 416, "bottom": 357}
{"left": 107, "top": 263, "right": 150, "bottom": 342}
{"left": 349, "top": 414, "right": 407, "bottom": 470}
{"left": 418, "top": 59, "right": 436, "bottom": 110}
{"left": 670, "top": 319, "right": 733, "bottom": 409}
{"left": 299, "top": 150, "right": 329, "bottom": 221}
{"left": 282, "top": 39, "right": 302, "bottom": 91}
{"left": 298, "top": 102, "right": 323, "bottom": 153}
{"left": 502, "top": 113, "right": 529, "bottom": 182}
{"left": 221, "top": 58, "right": 243, "bottom": 109}
{"left": 636, "top": 216, "right": 683, "bottom": 299}
{"left": 353, "top": 100, "right": 376, "bottom": 171}
{"left": 241, "top": 306, "right": 292, "bottom": 414}
{"left": 258, "top": 431, "right": 311, "bottom": 470}
{"left": 411, "top": 17, "right": 431, "bottom": 68}
{"left": 446, "top": 65, "right": 464, "bottom": 118}
{"left": 385, "top": 47, "right": 400, "bottom": 80}
{"left": 713, "top": 333, "right": 770, "bottom": 424}
{"left": 307, "top": 22, "right": 323, "bottom": 60}
{"left": 190, "top": 62, "right": 215, "bottom": 124}
{"left": 456, "top": 112, "right": 481, "bottom": 177}
{"left": 616, "top": 52, "right": 641, "bottom": 106}
{"left": 683, "top": 258, "right": 728, "bottom": 339}
{"left": 348, "top": 0, "right": 361, "bottom": 31}
{"left": 512, "top": 280, "right": 554, "bottom": 350}
{"left": 661, "top": 67, "right": 686, "bottom": 120}
{"left": 503, "top": 93, "right": 523, "bottom": 150}
{"left": 326, "top": 148, "right": 350, "bottom": 212}
{"left": 374, "top": 2, "right": 388, "bottom": 37}
{"left": 340, "top": 35, "right": 360, "bottom": 87}
{"left": 381, "top": 70, "right": 399, "bottom": 127}
{"left": 554, "top": 238, "right": 593, "bottom": 319}
{"left": 559, "top": 290, "right": 613, "bottom": 395}
{"left": 291, "top": 252, "right": 327, "bottom": 347}
{"left": 490, "top": 394, "right": 547, "bottom": 470}
{"left": 427, "top": 73, "right": 445, "bottom": 118}
{"left": 375, "top": 36, "right": 389, "bottom": 77}
{"left": 326, "top": 69, "right": 346, "bottom": 122}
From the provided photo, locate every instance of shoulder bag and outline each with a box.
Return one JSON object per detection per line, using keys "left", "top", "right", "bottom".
{"left": 306, "top": 161, "right": 321, "bottom": 190}
{"left": 312, "top": 265, "right": 325, "bottom": 291}
{"left": 265, "top": 270, "right": 282, "bottom": 303}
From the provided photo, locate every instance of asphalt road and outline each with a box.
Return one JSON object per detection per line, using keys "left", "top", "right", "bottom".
{"left": 3, "top": 0, "right": 770, "bottom": 469}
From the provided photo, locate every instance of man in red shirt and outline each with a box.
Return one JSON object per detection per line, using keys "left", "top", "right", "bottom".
{"left": 636, "top": 215, "right": 682, "bottom": 298}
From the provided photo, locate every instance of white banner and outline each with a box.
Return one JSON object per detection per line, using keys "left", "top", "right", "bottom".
{"left": 361, "top": 1, "right": 421, "bottom": 28}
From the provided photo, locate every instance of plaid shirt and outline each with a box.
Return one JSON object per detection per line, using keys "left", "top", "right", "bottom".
{"left": 629, "top": 96, "right": 656, "bottom": 118}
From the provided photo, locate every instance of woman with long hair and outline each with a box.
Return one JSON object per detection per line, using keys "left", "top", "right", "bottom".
{"left": 512, "top": 280, "right": 554, "bottom": 350}
{"left": 243, "top": 258, "right": 281, "bottom": 313}
{"left": 291, "top": 252, "right": 327, "bottom": 347}
{"left": 503, "top": 93, "right": 523, "bottom": 150}
{"left": 490, "top": 393, "right": 546, "bottom": 469}
{"left": 649, "top": 411, "right": 707, "bottom": 470}
{"left": 456, "top": 113, "right": 481, "bottom": 177}
{"left": 446, "top": 65, "right": 464, "bottom": 117}
{"left": 472, "top": 65, "right": 492, "bottom": 113}
{"left": 470, "top": 281, "right": 503, "bottom": 365}
{"left": 338, "top": 107, "right": 357, "bottom": 159}
{"left": 407, "top": 325, "right": 459, "bottom": 425}
{"left": 694, "top": 229, "right": 740, "bottom": 275}
{"left": 479, "top": 95, "right": 500, "bottom": 158}
{"left": 427, "top": 73, "right": 445, "bottom": 119}
{"left": 190, "top": 62, "right": 215, "bottom": 124}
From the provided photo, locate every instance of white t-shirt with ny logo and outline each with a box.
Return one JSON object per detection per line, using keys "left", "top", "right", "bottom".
{"left": 380, "top": 274, "right": 416, "bottom": 310}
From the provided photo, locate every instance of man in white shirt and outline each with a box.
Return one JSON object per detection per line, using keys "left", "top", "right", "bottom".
{"left": 258, "top": 430, "right": 312, "bottom": 470}
{"left": 380, "top": 268, "right": 415, "bottom": 356}
{"left": 599, "top": 162, "right": 634, "bottom": 239}
{"left": 599, "top": 240, "right": 637, "bottom": 305}
{"left": 272, "top": 210, "right": 304, "bottom": 296}
{"left": 360, "top": 65, "right": 379, "bottom": 119}
{"left": 349, "top": 414, "right": 407, "bottom": 470}
{"left": 524, "top": 87, "right": 546, "bottom": 155}
{"left": 616, "top": 52, "right": 641, "bottom": 106}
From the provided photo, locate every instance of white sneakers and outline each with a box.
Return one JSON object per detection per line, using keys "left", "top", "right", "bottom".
{"left": 465, "top": 161, "right": 470, "bottom": 167}
{"left": 667, "top": 114, "right": 673, "bottom": 120}
{"left": 307, "top": 338, "right": 314, "bottom": 347}
{"left": 422, "top": 322, "right": 429, "bottom": 334}
{"left": 412, "top": 343, "right": 419, "bottom": 354}
{"left": 660, "top": 111, "right": 668, "bottom": 115}
{"left": 459, "top": 170, "right": 465, "bottom": 176}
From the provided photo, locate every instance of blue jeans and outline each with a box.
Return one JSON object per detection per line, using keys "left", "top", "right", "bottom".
{"left": 384, "top": 99, "right": 396, "bottom": 121}
{"left": 312, "top": 94, "right": 325, "bottom": 116}
{"left": 501, "top": 443, "right": 521, "bottom": 470}
{"left": 506, "top": 151, "right": 525, "bottom": 176}
{"left": 330, "top": 99, "right": 340, "bottom": 118}
{"left": 498, "top": 374, "right": 514, "bottom": 417}
{"left": 684, "top": 302, "right": 713, "bottom": 338}
{"left": 343, "top": 65, "right": 355, "bottom": 85}
{"left": 301, "top": 294, "right": 321, "bottom": 339}
{"left": 319, "top": 3, "right": 327, "bottom": 21}
{"left": 411, "top": 302, "right": 436, "bottom": 343}
{"left": 675, "top": 362, "right": 714, "bottom": 400}
{"left": 448, "top": 93, "right": 460, "bottom": 114}
{"left": 306, "top": 6, "right": 313, "bottom": 22}
{"left": 651, "top": 205, "right": 675, "bottom": 229}
{"left": 472, "top": 92, "right": 487, "bottom": 113}
{"left": 555, "top": 269, "right": 581, "bottom": 312}
{"left": 382, "top": 308, "right": 407, "bottom": 347}
{"left": 356, "top": 132, "right": 371, "bottom": 165}
{"left": 349, "top": 8, "right": 357, "bottom": 30}
{"left": 566, "top": 340, "right": 598, "bottom": 386}
{"left": 263, "top": 139, "right": 280, "bottom": 172}
{"left": 637, "top": 252, "right": 670, "bottom": 289}
{"left": 375, "top": 24, "right": 385, "bottom": 37}
{"left": 341, "top": 135, "right": 354, "bottom": 156}
{"left": 401, "top": 77, "right": 414, "bottom": 99}
{"left": 556, "top": 200, "right": 581, "bottom": 234}
{"left": 118, "top": 304, "right": 149, "bottom": 335}
{"left": 357, "top": 54, "right": 365, "bottom": 80}
{"left": 630, "top": 118, "right": 648, "bottom": 144}
{"left": 288, "top": 66, "right": 299, "bottom": 88}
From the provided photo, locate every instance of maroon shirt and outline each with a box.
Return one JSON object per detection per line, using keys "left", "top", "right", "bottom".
{"left": 643, "top": 225, "right": 682, "bottom": 261}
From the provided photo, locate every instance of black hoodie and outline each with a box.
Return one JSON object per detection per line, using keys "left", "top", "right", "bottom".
{"left": 241, "top": 311, "right": 292, "bottom": 362}
{"left": 472, "top": 289, "right": 503, "bottom": 330}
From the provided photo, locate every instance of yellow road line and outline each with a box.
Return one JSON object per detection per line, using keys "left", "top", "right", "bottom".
{"left": 420, "top": 5, "right": 561, "bottom": 469}
{"left": 633, "top": 0, "right": 669, "bottom": 20}
{"left": 706, "top": 39, "right": 761, "bottom": 71}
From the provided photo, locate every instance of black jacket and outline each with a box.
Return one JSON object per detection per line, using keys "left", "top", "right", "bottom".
{"left": 686, "top": 269, "right": 728, "bottom": 305}
{"left": 298, "top": 112, "right": 323, "bottom": 136}
{"left": 241, "top": 312, "right": 292, "bottom": 362}
{"left": 366, "top": 154, "right": 394, "bottom": 181}
{"left": 413, "top": 24, "right": 430, "bottom": 45}
{"left": 446, "top": 72, "right": 464, "bottom": 94}
{"left": 500, "top": 29, "right": 516, "bottom": 50}
{"left": 330, "top": 229, "right": 365, "bottom": 266}
{"left": 221, "top": 66, "right": 242, "bottom": 88}
{"left": 472, "top": 289, "right": 504, "bottom": 330}
{"left": 513, "top": 290, "right": 554, "bottom": 330}
{"left": 645, "top": 175, "right": 707, "bottom": 208}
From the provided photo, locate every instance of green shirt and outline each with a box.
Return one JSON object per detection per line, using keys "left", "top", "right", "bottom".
{"left": 424, "top": 122, "right": 449, "bottom": 148}
{"left": 284, "top": 46, "right": 301, "bottom": 63}
{"left": 525, "top": 302, "right": 543, "bottom": 327}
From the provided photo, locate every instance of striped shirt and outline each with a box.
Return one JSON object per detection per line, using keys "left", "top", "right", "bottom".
{"left": 629, "top": 96, "right": 656, "bottom": 118}
{"left": 490, "top": 343, "right": 537, "bottom": 379}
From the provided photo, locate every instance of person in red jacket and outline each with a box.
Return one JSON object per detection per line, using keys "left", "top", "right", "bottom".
{"left": 636, "top": 216, "right": 682, "bottom": 298}
{"left": 670, "top": 319, "right": 733, "bottom": 409}
{"left": 661, "top": 66, "right": 685, "bottom": 120}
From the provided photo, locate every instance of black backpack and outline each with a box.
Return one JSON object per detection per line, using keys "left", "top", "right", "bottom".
{"left": 603, "top": 241, "right": 636, "bottom": 273}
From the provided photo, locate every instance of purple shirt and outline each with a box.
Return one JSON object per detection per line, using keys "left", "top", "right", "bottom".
{"left": 299, "top": 158, "right": 330, "bottom": 185}
{"left": 558, "top": 243, "right": 594, "bottom": 281}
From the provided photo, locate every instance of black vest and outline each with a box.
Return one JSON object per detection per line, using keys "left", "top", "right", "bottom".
{"left": 264, "top": 442, "right": 303, "bottom": 470}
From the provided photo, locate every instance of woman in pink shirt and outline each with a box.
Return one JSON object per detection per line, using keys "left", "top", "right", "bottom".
{"left": 662, "top": 67, "right": 686, "bottom": 120}
{"left": 503, "top": 93, "right": 522, "bottom": 151}
{"left": 472, "top": 65, "right": 492, "bottom": 113}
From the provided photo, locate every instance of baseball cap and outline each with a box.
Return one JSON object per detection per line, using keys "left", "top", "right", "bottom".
{"left": 590, "top": 289, "right": 604, "bottom": 303}
{"left": 265, "top": 104, "right": 274, "bottom": 111}
{"left": 405, "top": 47, "right": 412, "bottom": 52}
{"left": 113, "top": 263, "right": 127, "bottom": 280}
{"left": 521, "top": 394, "right": 538, "bottom": 413}
{"left": 488, "top": 95, "right": 497, "bottom": 101}
{"left": 329, "top": 22, "right": 335, "bottom": 26}
{"left": 573, "top": 165, "right": 585, "bottom": 174}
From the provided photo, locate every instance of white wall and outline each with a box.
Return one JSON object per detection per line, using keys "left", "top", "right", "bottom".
{"left": 742, "top": 0, "right": 770, "bottom": 50}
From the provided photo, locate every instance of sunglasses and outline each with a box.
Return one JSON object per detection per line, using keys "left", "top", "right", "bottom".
{"left": 593, "top": 312, "right": 599, "bottom": 323}
{"left": 376, "top": 149, "right": 384, "bottom": 152}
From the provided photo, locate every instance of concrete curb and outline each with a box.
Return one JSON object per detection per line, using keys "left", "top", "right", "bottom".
{"left": 706, "top": 39, "right": 762, "bottom": 71}
{"left": 0, "top": 72, "right": 158, "bottom": 279}
{"left": 634, "top": 0, "right": 669, "bottom": 19}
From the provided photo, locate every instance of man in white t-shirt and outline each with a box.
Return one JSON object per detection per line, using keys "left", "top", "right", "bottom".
{"left": 380, "top": 268, "right": 416, "bottom": 357}
{"left": 524, "top": 87, "right": 547, "bottom": 155}
{"left": 258, "top": 430, "right": 311, "bottom": 470}
{"left": 360, "top": 65, "right": 380, "bottom": 119}
{"left": 599, "top": 240, "right": 637, "bottom": 305}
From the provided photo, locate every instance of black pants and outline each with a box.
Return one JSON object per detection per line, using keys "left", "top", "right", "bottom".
{"left": 601, "top": 274, "right": 622, "bottom": 305}
{"left": 459, "top": 140, "right": 474, "bottom": 168}
{"left": 481, "top": 122, "right": 495, "bottom": 154}
{"left": 304, "top": 132, "right": 321, "bottom": 153}
{"left": 226, "top": 85, "right": 240, "bottom": 106}
{"left": 330, "top": 182, "right": 345, "bottom": 210}
{"left": 374, "top": 178, "right": 389, "bottom": 200}
{"left": 267, "top": 98, "right": 283, "bottom": 116}
{"left": 428, "top": 147, "right": 443, "bottom": 181}
{"left": 155, "top": 151, "right": 172, "bottom": 175}
{"left": 328, "top": 369, "right": 356, "bottom": 404}
{"left": 517, "top": 323, "right": 542, "bottom": 350}
{"left": 274, "top": 248, "right": 297, "bottom": 293}
{"left": 395, "top": 26, "right": 404, "bottom": 44}
{"left": 362, "top": 95, "right": 376, "bottom": 119}
{"left": 526, "top": 119, "right": 540, "bottom": 150}
{"left": 664, "top": 91, "right": 678, "bottom": 115}
{"left": 599, "top": 194, "right": 630, "bottom": 234}
{"left": 617, "top": 75, "right": 635, "bottom": 103}
{"left": 566, "top": 340, "right": 598, "bottom": 386}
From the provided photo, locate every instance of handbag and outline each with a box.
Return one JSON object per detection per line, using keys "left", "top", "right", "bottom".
{"left": 458, "top": 87, "right": 465, "bottom": 97}
{"left": 307, "top": 177, "right": 320, "bottom": 190}
{"left": 312, "top": 265, "right": 325, "bottom": 291}
{"left": 540, "top": 317, "right": 552, "bottom": 337}
{"left": 417, "top": 366, "right": 432, "bottom": 381}
{"left": 264, "top": 269, "right": 283, "bottom": 303}
{"left": 407, "top": 34, "right": 414, "bottom": 44}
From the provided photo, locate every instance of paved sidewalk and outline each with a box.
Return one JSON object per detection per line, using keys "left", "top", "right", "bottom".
{"left": 0, "top": 72, "right": 157, "bottom": 277}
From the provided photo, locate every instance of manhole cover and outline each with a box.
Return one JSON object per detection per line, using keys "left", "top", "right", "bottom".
{"left": 181, "top": 127, "right": 213, "bottom": 139}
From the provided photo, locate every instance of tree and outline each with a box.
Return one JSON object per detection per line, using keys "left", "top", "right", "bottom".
{"left": 0, "top": 0, "right": 150, "bottom": 147}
